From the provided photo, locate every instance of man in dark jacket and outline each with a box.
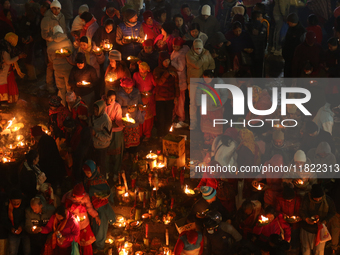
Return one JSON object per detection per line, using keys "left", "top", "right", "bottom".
{"left": 192, "top": 5, "right": 220, "bottom": 39}
{"left": 25, "top": 197, "right": 55, "bottom": 255}
{"left": 30, "top": 125, "right": 66, "bottom": 188}
{"left": 1, "top": 189, "right": 29, "bottom": 255}
{"left": 282, "top": 13, "right": 306, "bottom": 77}
{"left": 300, "top": 121, "right": 335, "bottom": 154}
{"left": 68, "top": 52, "right": 99, "bottom": 114}
{"left": 300, "top": 184, "right": 336, "bottom": 255}
{"left": 63, "top": 117, "right": 92, "bottom": 182}
{"left": 292, "top": 31, "right": 324, "bottom": 77}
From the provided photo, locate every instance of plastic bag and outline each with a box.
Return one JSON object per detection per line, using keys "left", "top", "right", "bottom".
{"left": 71, "top": 240, "right": 80, "bottom": 255}
{"left": 319, "top": 224, "right": 332, "bottom": 243}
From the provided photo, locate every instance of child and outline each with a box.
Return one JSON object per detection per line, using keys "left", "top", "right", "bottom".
{"left": 137, "top": 39, "right": 159, "bottom": 71}
{"left": 306, "top": 14, "right": 322, "bottom": 45}
{"left": 173, "top": 14, "right": 188, "bottom": 37}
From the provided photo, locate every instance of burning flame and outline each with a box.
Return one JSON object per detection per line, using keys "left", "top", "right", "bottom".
{"left": 123, "top": 113, "right": 135, "bottom": 123}
{"left": 297, "top": 179, "right": 304, "bottom": 185}
{"left": 124, "top": 192, "right": 129, "bottom": 197}
{"left": 109, "top": 78, "right": 113, "bottom": 82}
{"left": 144, "top": 34, "right": 147, "bottom": 41}
{"left": 153, "top": 187, "right": 156, "bottom": 191}
{"left": 81, "top": 81, "right": 90, "bottom": 85}
{"left": 156, "top": 162, "right": 165, "bottom": 168}
{"left": 9, "top": 144, "right": 13, "bottom": 149}
{"left": 257, "top": 184, "right": 262, "bottom": 190}
{"left": 5, "top": 117, "right": 15, "bottom": 129}
{"left": 184, "top": 185, "right": 195, "bottom": 195}
{"left": 32, "top": 226, "right": 37, "bottom": 230}
{"left": 60, "top": 48, "right": 64, "bottom": 53}
{"left": 106, "top": 238, "right": 114, "bottom": 244}
{"left": 259, "top": 215, "right": 269, "bottom": 223}
{"left": 17, "top": 141, "right": 25, "bottom": 147}
{"left": 146, "top": 151, "right": 157, "bottom": 159}
{"left": 127, "top": 56, "right": 131, "bottom": 60}
{"left": 169, "top": 125, "right": 173, "bottom": 132}
{"left": 16, "top": 135, "right": 23, "bottom": 141}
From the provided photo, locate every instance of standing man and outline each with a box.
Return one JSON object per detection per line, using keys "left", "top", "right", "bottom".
{"left": 40, "top": 0, "right": 67, "bottom": 93}
{"left": 192, "top": 5, "right": 220, "bottom": 39}
{"left": 25, "top": 197, "right": 55, "bottom": 255}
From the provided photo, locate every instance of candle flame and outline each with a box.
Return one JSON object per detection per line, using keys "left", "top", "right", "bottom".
{"left": 127, "top": 56, "right": 131, "bottom": 60}
{"left": 257, "top": 184, "right": 262, "bottom": 190}
{"left": 82, "top": 81, "right": 90, "bottom": 85}
{"left": 297, "top": 179, "right": 304, "bottom": 185}
{"left": 259, "top": 215, "right": 269, "bottom": 223}
{"left": 5, "top": 117, "right": 15, "bottom": 129}
{"left": 184, "top": 185, "right": 195, "bottom": 195}
{"left": 146, "top": 152, "right": 157, "bottom": 159}
{"left": 156, "top": 162, "right": 165, "bottom": 168}
{"left": 107, "top": 238, "right": 114, "bottom": 244}
{"left": 144, "top": 34, "right": 147, "bottom": 41}
{"left": 16, "top": 135, "right": 23, "bottom": 141}
{"left": 124, "top": 192, "right": 129, "bottom": 197}
{"left": 32, "top": 226, "right": 37, "bottom": 230}
{"left": 109, "top": 78, "right": 113, "bottom": 82}
{"left": 60, "top": 48, "right": 64, "bottom": 53}
{"left": 169, "top": 125, "right": 173, "bottom": 132}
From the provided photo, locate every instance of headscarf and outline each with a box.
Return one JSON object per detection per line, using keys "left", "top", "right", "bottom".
{"left": 138, "top": 62, "right": 150, "bottom": 72}
{"left": 238, "top": 128, "right": 256, "bottom": 155}
{"left": 5, "top": 32, "right": 18, "bottom": 47}
{"left": 2, "top": 33, "right": 24, "bottom": 77}
{"left": 120, "top": 77, "right": 134, "bottom": 88}
{"left": 79, "top": 36, "right": 92, "bottom": 64}
{"left": 93, "top": 100, "right": 106, "bottom": 116}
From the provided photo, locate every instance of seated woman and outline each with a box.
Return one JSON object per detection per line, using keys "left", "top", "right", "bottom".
{"left": 83, "top": 160, "right": 116, "bottom": 253}
{"left": 36, "top": 205, "right": 80, "bottom": 255}
{"left": 183, "top": 23, "right": 208, "bottom": 45}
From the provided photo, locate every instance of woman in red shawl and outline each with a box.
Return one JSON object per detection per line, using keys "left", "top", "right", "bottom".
{"left": 133, "top": 62, "right": 156, "bottom": 142}
{"left": 62, "top": 183, "right": 99, "bottom": 255}
{"left": 48, "top": 95, "right": 71, "bottom": 138}
{"left": 142, "top": 10, "right": 161, "bottom": 41}
{"left": 154, "top": 22, "right": 175, "bottom": 54}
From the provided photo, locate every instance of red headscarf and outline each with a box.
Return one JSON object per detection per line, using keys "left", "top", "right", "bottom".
{"left": 120, "top": 77, "right": 135, "bottom": 88}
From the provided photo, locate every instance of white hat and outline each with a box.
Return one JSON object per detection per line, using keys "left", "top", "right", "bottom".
{"left": 78, "top": 4, "right": 89, "bottom": 15}
{"left": 193, "top": 38, "right": 203, "bottom": 48}
{"left": 201, "top": 5, "right": 211, "bottom": 16}
{"left": 294, "top": 150, "right": 306, "bottom": 162}
{"left": 53, "top": 25, "right": 63, "bottom": 35}
{"left": 50, "top": 0, "right": 61, "bottom": 9}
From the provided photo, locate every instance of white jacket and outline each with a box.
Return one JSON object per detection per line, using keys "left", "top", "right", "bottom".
{"left": 170, "top": 45, "right": 189, "bottom": 90}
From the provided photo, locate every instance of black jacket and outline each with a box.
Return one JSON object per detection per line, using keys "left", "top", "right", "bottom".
{"left": 92, "top": 26, "right": 116, "bottom": 48}
{"left": 282, "top": 22, "right": 306, "bottom": 62}
{"left": 69, "top": 64, "right": 98, "bottom": 97}
{"left": 300, "top": 129, "right": 335, "bottom": 154}
{"left": 137, "top": 50, "right": 159, "bottom": 72}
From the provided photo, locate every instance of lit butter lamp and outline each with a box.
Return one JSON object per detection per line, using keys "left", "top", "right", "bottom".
{"left": 103, "top": 43, "right": 113, "bottom": 51}
{"left": 17, "top": 141, "right": 25, "bottom": 148}
{"left": 124, "top": 36, "right": 139, "bottom": 43}
{"left": 294, "top": 179, "right": 308, "bottom": 188}
{"left": 93, "top": 46, "right": 102, "bottom": 53}
{"left": 76, "top": 215, "right": 86, "bottom": 222}
{"left": 56, "top": 48, "right": 70, "bottom": 56}
{"left": 122, "top": 113, "right": 135, "bottom": 125}
{"left": 2, "top": 157, "right": 13, "bottom": 163}
{"left": 7, "top": 143, "right": 17, "bottom": 150}
{"left": 252, "top": 181, "right": 266, "bottom": 191}
{"left": 258, "top": 215, "right": 270, "bottom": 225}
{"left": 105, "top": 238, "right": 114, "bottom": 244}
{"left": 273, "top": 124, "right": 284, "bottom": 129}
{"left": 80, "top": 81, "right": 91, "bottom": 86}
{"left": 127, "top": 56, "right": 140, "bottom": 62}
{"left": 284, "top": 215, "right": 301, "bottom": 223}
{"left": 184, "top": 185, "right": 195, "bottom": 195}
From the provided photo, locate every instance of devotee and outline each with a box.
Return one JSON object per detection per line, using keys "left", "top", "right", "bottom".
{"left": 300, "top": 184, "right": 336, "bottom": 255}
{"left": 300, "top": 120, "right": 335, "bottom": 153}
{"left": 37, "top": 205, "right": 80, "bottom": 255}
{"left": 236, "top": 128, "right": 261, "bottom": 167}
{"left": 153, "top": 8, "right": 167, "bottom": 26}
{"left": 225, "top": 21, "right": 254, "bottom": 72}
{"left": 186, "top": 38, "right": 215, "bottom": 131}
{"left": 68, "top": 52, "right": 99, "bottom": 113}
{"left": 142, "top": 10, "right": 161, "bottom": 41}
{"left": 235, "top": 199, "right": 262, "bottom": 238}
{"left": 275, "top": 186, "right": 301, "bottom": 253}
{"left": 183, "top": 23, "right": 208, "bottom": 45}
{"left": 203, "top": 211, "right": 242, "bottom": 255}
{"left": 90, "top": 100, "right": 112, "bottom": 178}
{"left": 173, "top": 229, "right": 203, "bottom": 255}
{"left": 263, "top": 129, "right": 292, "bottom": 165}
{"left": 92, "top": 19, "right": 116, "bottom": 50}
{"left": 0, "top": 32, "right": 26, "bottom": 104}
{"left": 173, "top": 14, "right": 188, "bottom": 38}
{"left": 19, "top": 150, "right": 46, "bottom": 200}
{"left": 137, "top": 39, "right": 159, "bottom": 71}
{"left": 40, "top": 0, "right": 67, "bottom": 94}
{"left": 83, "top": 160, "right": 116, "bottom": 253}
{"left": 65, "top": 91, "right": 88, "bottom": 126}
{"left": 154, "top": 22, "right": 175, "bottom": 53}
{"left": 170, "top": 37, "right": 189, "bottom": 128}
{"left": 181, "top": 4, "right": 195, "bottom": 28}
{"left": 79, "top": 11, "right": 99, "bottom": 39}
{"left": 145, "top": 0, "right": 171, "bottom": 23}
{"left": 325, "top": 37, "right": 340, "bottom": 77}
{"left": 30, "top": 125, "right": 66, "bottom": 188}
{"left": 2, "top": 189, "right": 29, "bottom": 255}
{"left": 73, "top": 36, "right": 105, "bottom": 78}
{"left": 313, "top": 98, "right": 336, "bottom": 135}
{"left": 307, "top": 142, "right": 337, "bottom": 166}
{"left": 282, "top": 13, "right": 306, "bottom": 77}
{"left": 25, "top": 197, "right": 55, "bottom": 255}
{"left": 105, "top": 50, "right": 131, "bottom": 93}
{"left": 253, "top": 205, "right": 291, "bottom": 243}
{"left": 133, "top": 62, "right": 156, "bottom": 142}
{"left": 153, "top": 51, "right": 179, "bottom": 138}
{"left": 71, "top": 4, "right": 89, "bottom": 33}
{"left": 117, "top": 77, "right": 144, "bottom": 151}
{"left": 116, "top": 8, "right": 145, "bottom": 59}
{"left": 63, "top": 117, "right": 92, "bottom": 182}
{"left": 46, "top": 25, "right": 73, "bottom": 106}
{"left": 48, "top": 95, "right": 71, "bottom": 138}
{"left": 62, "top": 183, "right": 99, "bottom": 255}
{"left": 271, "top": 0, "right": 289, "bottom": 56}
{"left": 103, "top": 90, "right": 124, "bottom": 181}
{"left": 306, "top": 14, "right": 322, "bottom": 45}
{"left": 192, "top": 5, "right": 220, "bottom": 39}
{"left": 205, "top": 32, "right": 232, "bottom": 76}
{"left": 292, "top": 31, "right": 324, "bottom": 77}
{"left": 100, "top": 1, "right": 120, "bottom": 26}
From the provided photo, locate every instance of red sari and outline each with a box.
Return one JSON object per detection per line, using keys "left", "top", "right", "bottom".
{"left": 0, "top": 67, "right": 18, "bottom": 103}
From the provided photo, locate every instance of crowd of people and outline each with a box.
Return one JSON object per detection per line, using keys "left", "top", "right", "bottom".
{"left": 0, "top": 0, "right": 340, "bottom": 254}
